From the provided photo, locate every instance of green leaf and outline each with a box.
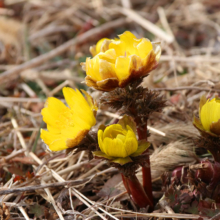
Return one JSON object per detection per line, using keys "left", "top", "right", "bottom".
{"left": 111, "top": 156, "right": 133, "bottom": 165}
{"left": 93, "top": 151, "right": 114, "bottom": 160}
{"left": 130, "top": 141, "right": 150, "bottom": 157}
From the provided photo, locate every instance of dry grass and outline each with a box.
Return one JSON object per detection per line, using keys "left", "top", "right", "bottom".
{"left": 0, "top": 0, "right": 219, "bottom": 219}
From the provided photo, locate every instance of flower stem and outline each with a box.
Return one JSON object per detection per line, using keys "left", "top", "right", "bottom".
{"left": 142, "top": 157, "right": 153, "bottom": 203}
{"left": 121, "top": 173, "right": 153, "bottom": 208}
{"left": 136, "top": 124, "right": 154, "bottom": 207}
{"left": 208, "top": 149, "right": 220, "bottom": 163}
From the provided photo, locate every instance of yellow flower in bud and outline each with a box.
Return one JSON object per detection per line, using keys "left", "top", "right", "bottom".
{"left": 41, "top": 87, "right": 98, "bottom": 151}
{"left": 93, "top": 115, "right": 150, "bottom": 165}
{"left": 194, "top": 96, "right": 220, "bottom": 136}
{"left": 81, "top": 31, "right": 161, "bottom": 91}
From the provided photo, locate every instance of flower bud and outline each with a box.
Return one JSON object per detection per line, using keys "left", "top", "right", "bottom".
{"left": 93, "top": 115, "right": 150, "bottom": 165}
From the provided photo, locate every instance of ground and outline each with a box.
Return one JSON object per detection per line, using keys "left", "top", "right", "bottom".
{"left": 0, "top": 0, "right": 220, "bottom": 219}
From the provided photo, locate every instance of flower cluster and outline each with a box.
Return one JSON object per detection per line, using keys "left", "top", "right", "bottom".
{"left": 41, "top": 31, "right": 159, "bottom": 156}
{"left": 40, "top": 31, "right": 160, "bottom": 209}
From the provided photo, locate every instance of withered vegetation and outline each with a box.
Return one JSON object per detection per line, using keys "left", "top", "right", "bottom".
{"left": 0, "top": 0, "right": 220, "bottom": 219}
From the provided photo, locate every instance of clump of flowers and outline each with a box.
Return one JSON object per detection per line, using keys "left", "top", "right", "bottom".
{"left": 41, "top": 31, "right": 166, "bottom": 210}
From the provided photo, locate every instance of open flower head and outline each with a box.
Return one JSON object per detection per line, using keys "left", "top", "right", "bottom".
{"left": 194, "top": 95, "right": 220, "bottom": 136}
{"left": 81, "top": 31, "right": 161, "bottom": 91}
{"left": 41, "top": 87, "right": 98, "bottom": 151}
{"left": 93, "top": 115, "right": 150, "bottom": 165}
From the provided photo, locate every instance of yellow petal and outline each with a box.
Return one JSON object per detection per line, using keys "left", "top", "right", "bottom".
{"left": 109, "top": 41, "right": 124, "bottom": 57}
{"left": 41, "top": 129, "right": 67, "bottom": 151}
{"left": 199, "top": 95, "right": 207, "bottom": 120}
{"left": 103, "top": 124, "right": 126, "bottom": 139}
{"left": 98, "top": 49, "right": 116, "bottom": 63}
{"left": 116, "top": 134, "right": 126, "bottom": 142}
{"left": 119, "top": 31, "right": 137, "bottom": 41}
{"left": 124, "top": 130, "right": 138, "bottom": 155}
{"left": 115, "top": 56, "right": 131, "bottom": 83}
{"left": 102, "top": 137, "right": 115, "bottom": 156}
{"left": 47, "top": 124, "right": 60, "bottom": 134}
{"left": 137, "top": 38, "right": 153, "bottom": 59}
{"left": 129, "top": 54, "right": 142, "bottom": 73}
{"left": 81, "top": 89, "right": 98, "bottom": 111}
{"left": 89, "top": 45, "right": 97, "bottom": 57}
{"left": 200, "top": 98, "right": 220, "bottom": 131}
{"left": 90, "top": 38, "right": 105, "bottom": 56}
{"left": 41, "top": 97, "right": 68, "bottom": 126}
{"left": 92, "top": 38, "right": 111, "bottom": 56}
{"left": 62, "top": 87, "right": 96, "bottom": 129}
{"left": 118, "top": 31, "right": 139, "bottom": 55}
{"left": 48, "top": 139, "right": 67, "bottom": 151}
{"left": 96, "top": 38, "right": 107, "bottom": 53}
{"left": 60, "top": 125, "right": 82, "bottom": 139}
{"left": 99, "top": 59, "right": 117, "bottom": 79}
{"left": 108, "top": 137, "right": 128, "bottom": 157}
{"left": 98, "top": 129, "right": 105, "bottom": 153}
{"left": 126, "top": 126, "right": 137, "bottom": 139}
{"left": 86, "top": 56, "right": 102, "bottom": 81}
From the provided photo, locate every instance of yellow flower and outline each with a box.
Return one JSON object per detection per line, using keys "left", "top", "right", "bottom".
{"left": 41, "top": 87, "right": 98, "bottom": 151}
{"left": 81, "top": 31, "right": 161, "bottom": 91}
{"left": 93, "top": 115, "right": 150, "bottom": 165}
{"left": 194, "top": 96, "right": 220, "bottom": 136}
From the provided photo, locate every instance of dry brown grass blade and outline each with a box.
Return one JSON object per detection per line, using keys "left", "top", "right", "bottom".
{"left": 0, "top": 17, "right": 129, "bottom": 85}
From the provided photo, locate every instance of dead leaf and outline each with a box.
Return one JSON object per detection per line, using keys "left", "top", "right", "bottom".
{"left": 0, "top": 203, "right": 10, "bottom": 220}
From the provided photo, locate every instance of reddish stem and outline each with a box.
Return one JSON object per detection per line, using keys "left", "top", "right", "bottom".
{"left": 142, "top": 157, "right": 153, "bottom": 203}
{"left": 121, "top": 173, "right": 130, "bottom": 193}
{"left": 136, "top": 124, "right": 154, "bottom": 207}
{"left": 208, "top": 149, "right": 220, "bottom": 163}
{"left": 121, "top": 173, "right": 153, "bottom": 208}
